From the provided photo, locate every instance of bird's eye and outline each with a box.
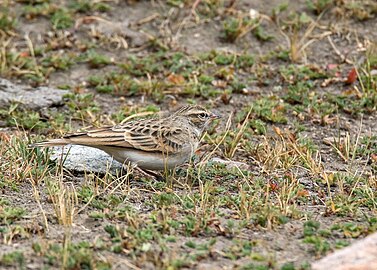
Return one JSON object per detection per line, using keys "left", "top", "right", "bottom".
{"left": 199, "top": 113, "right": 208, "bottom": 119}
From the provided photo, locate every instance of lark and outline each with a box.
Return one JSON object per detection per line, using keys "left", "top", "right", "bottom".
{"left": 33, "top": 105, "right": 220, "bottom": 172}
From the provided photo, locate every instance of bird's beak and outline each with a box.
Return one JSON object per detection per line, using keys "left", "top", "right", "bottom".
{"left": 210, "top": 112, "right": 221, "bottom": 120}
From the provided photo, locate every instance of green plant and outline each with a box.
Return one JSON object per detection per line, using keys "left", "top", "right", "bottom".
{"left": 0, "top": 7, "right": 17, "bottom": 31}
{"left": 85, "top": 50, "right": 112, "bottom": 68}
{"left": 41, "top": 53, "right": 75, "bottom": 71}
{"left": 307, "top": 0, "right": 333, "bottom": 14}
{"left": 69, "top": 0, "right": 111, "bottom": 13}
{"left": 277, "top": 11, "right": 330, "bottom": 62}
{"left": 0, "top": 251, "right": 25, "bottom": 268}
{"left": 0, "top": 104, "right": 49, "bottom": 131}
{"left": 0, "top": 207, "right": 26, "bottom": 225}
{"left": 51, "top": 8, "right": 74, "bottom": 30}
{"left": 222, "top": 15, "right": 260, "bottom": 42}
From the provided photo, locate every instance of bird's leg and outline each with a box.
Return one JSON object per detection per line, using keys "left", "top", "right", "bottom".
{"left": 121, "top": 162, "right": 165, "bottom": 181}
{"left": 136, "top": 167, "right": 165, "bottom": 182}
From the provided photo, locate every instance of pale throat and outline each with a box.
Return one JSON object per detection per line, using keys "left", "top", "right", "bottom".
{"left": 191, "top": 121, "right": 207, "bottom": 140}
{"left": 192, "top": 126, "right": 202, "bottom": 139}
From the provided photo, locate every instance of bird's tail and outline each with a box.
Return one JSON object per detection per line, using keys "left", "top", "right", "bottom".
{"left": 29, "top": 139, "right": 70, "bottom": 148}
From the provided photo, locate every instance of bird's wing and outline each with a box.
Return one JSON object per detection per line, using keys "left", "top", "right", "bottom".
{"left": 65, "top": 119, "right": 188, "bottom": 154}
{"left": 64, "top": 125, "right": 129, "bottom": 146}
{"left": 115, "top": 119, "right": 187, "bottom": 153}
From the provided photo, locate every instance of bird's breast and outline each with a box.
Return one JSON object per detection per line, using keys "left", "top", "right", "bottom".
{"left": 98, "top": 143, "right": 198, "bottom": 171}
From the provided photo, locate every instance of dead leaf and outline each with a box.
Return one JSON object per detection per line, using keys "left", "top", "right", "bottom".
{"left": 322, "top": 115, "right": 337, "bottom": 125}
{"left": 287, "top": 131, "right": 297, "bottom": 142}
{"left": 297, "top": 189, "right": 309, "bottom": 197}
{"left": 0, "top": 132, "right": 10, "bottom": 142}
{"left": 273, "top": 126, "right": 282, "bottom": 136}
{"left": 220, "top": 92, "right": 232, "bottom": 104}
{"left": 343, "top": 87, "right": 362, "bottom": 98}
{"left": 343, "top": 88, "right": 356, "bottom": 96}
{"left": 371, "top": 153, "right": 377, "bottom": 163}
{"left": 327, "top": 64, "right": 338, "bottom": 70}
{"left": 269, "top": 180, "right": 279, "bottom": 192}
{"left": 167, "top": 73, "right": 185, "bottom": 85}
{"left": 345, "top": 68, "right": 357, "bottom": 84}
{"left": 19, "top": 51, "right": 30, "bottom": 58}
{"left": 275, "top": 104, "right": 285, "bottom": 112}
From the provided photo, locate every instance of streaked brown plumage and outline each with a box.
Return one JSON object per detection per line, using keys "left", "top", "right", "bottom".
{"left": 32, "top": 105, "right": 220, "bottom": 170}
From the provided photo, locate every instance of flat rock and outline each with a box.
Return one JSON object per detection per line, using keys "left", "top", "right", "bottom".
{"left": 50, "top": 145, "right": 123, "bottom": 174}
{"left": 0, "top": 78, "right": 69, "bottom": 110}
{"left": 312, "top": 232, "right": 377, "bottom": 270}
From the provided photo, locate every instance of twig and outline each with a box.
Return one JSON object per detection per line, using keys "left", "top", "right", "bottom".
{"left": 327, "top": 35, "right": 353, "bottom": 64}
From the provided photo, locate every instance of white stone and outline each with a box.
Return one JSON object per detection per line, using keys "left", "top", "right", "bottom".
{"left": 312, "top": 232, "right": 377, "bottom": 270}
{"left": 50, "top": 145, "right": 123, "bottom": 174}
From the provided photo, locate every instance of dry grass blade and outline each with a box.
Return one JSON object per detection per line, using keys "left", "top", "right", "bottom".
{"left": 24, "top": 34, "right": 43, "bottom": 78}
{"left": 198, "top": 111, "right": 233, "bottom": 168}
{"left": 0, "top": 36, "right": 13, "bottom": 74}
{"left": 277, "top": 10, "right": 331, "bottom": 62}
{"left": 30, "top": 180, "right": 49, "bottom": 232}
{"left": 252, "top": 128, "right": 323, "bottom": 175}
{"left": 225, "top": 106, "right": 252, "bottom": 158}
{"left": 327, "top": 35, "right": 353, "bottom": 64}
{"left": 326, "top": 118, "right": 363, "bottom": 163}
{"left": 46, "top": 179, "right": 78, "bottom": 226}
{"left": 274, "top": 173, "right": 300, "bottom": 215}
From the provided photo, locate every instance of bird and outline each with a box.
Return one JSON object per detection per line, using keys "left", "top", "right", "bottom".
{"left": 32, "top": 105, "right": 220, "bottom": 172}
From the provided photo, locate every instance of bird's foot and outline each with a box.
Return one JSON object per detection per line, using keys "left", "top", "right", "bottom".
{"left": 120, "top": 162, "right": 165, "bottom": 181}
{"left": 137, "top": 168, "right": 165, "bottom": 181}
{"left": 122, "top": 164, "right": 164, "bottom": 181}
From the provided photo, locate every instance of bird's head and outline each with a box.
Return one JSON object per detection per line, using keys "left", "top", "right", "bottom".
{"left": 173, "top": 105, "right": 221, "bottom": 132}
